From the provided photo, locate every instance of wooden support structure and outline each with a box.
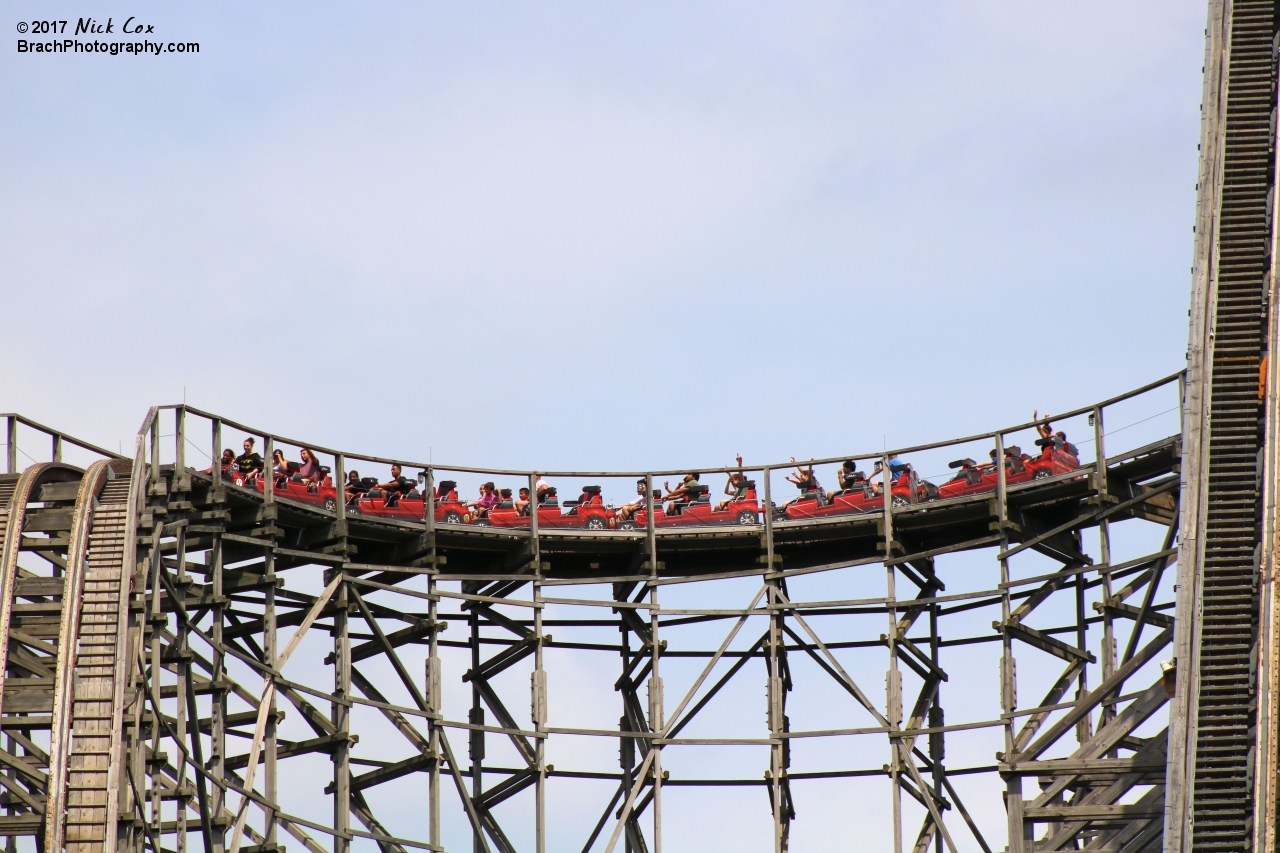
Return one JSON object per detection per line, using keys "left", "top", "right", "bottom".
{"left": 0, "top": 375, "right": 1196, "bottom": 852}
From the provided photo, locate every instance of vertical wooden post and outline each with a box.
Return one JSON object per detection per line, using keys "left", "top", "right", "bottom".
{"left": 210, "top": 506, "right": 227, "bottom": 852}
{"left": 763, "top": 466, "right": 784, "bottom": 853}
{"left": 648, "top": 476, "right": 662, "bottom": 853}
{"left": 1094, "top": 407, "right": 1116, "bottom": 731}
{"left": 995, "top": 432, "right": 1026, "bottom": 853}
{"left": 882, "top": 453, "right": 902, "bottom": 853}
{"left": 425, "top": 467, "right": 441, "bottom": 851}
{"left": 51, "top": 433, "right": 62, "bottom": 464}
{"left": 263, "top": 436, "right": 274, "bottom": 505}
{"left": 150, "top": 416, "right": 160, "bottom": 489}
{"left": 534, "top": 520, "right": 547, "bottom": 853}
{"left": 928, "top": 594, "right": 945, "bottom": 853}
{"left": 264, "top": 545, "right": 278, "bottom": 846}
{"left": 175, "top": 407, "right": 186, "bottom": 482}
{"left": 1073, "top": 574, "right": 1092, "bottom": 746}
{"left": 148, "top": 527, "right": 164, "bottom": 843}
{"left": 6, "top": 416, "right": 16, "bottom": 473}
{"left": 212, "top": 419, "right": 222, "bottom": 490}
{"left": 333, "top": 563, "right": 351, "bottom": 853}
{"left": 174, "top": 525, "right": 189, "bottom": 853}
{"left": 335, "top": 454, "right": 346, "bottom": 523}
{"left": 645, "top": 472, "right": 658, "bottom": 853}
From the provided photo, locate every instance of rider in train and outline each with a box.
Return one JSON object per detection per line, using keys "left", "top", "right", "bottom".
{"left": 716, "top": 456, "right": 749, "bottom": 511}
{"left": 661, "top": 473, "right": 700, "bottom": 515}
{"left": 375, "top": 464, "right": 414, "bottom": 507}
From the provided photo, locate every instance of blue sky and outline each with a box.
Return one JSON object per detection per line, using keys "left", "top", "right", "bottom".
{"left": 4, "top": 0, "right": 1203, "bottom": 472}
{"left": 3, "top": 3, "right": 1204, "bottom": 850}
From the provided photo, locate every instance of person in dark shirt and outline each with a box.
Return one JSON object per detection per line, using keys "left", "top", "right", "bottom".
{"left": 344, "top": 470, "right": 365, "bottom": 505}
{"left": 837, "top": 459, "right": 860, "bottom": 491}
{"left": 235, "top": 438, "right": 264, "bottom": 482}
{"left": 376, "top": 464, "right": 413, "bottom": 505}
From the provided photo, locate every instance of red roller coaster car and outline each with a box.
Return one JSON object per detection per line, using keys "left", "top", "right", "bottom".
{"left": 779, "top": 471, "right": 924, "bottom": 521}
{"left": 935, "top": 441, "right": 1079, "bottom": 501}
{"left": 431, "top": 480, "right": 472, "bottom": 525}
{"left": 620, "top": 482, "right": 761, "bottom": 529}
{"left": 347, "top": 476, "right": 480, "bottom": 523}
{"left": 483, "top": 486, "right": 615, "bottom": 530}
{"left": 351, "top": 484, "right": 428, "bottom": 521}
{"left": 238, "top": 466, "right": 342, "bottom": 512}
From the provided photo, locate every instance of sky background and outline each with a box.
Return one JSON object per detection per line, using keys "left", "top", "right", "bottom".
{"left": 3, "top": 0, "right": 1203, "bottom": 471}
{"left": 3, "top": 1, "right": 1204, "bottom": 850}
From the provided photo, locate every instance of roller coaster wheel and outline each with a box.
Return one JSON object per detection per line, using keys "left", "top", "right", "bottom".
{"left": 891, "top": 495, "right": 910, "bottom": 508}
{"left": 323, "top": 496, "right": 337, "bottom": 512}
{"left": 617, "top": 519, "right": 637, "bottom": 531}
{"left": 444, "top": 510, "right": 464, "bottom": 524}
{"left": 1032, "top": 468, "right": 1051, "bottom": 480}
{"left": 736, "top": 510, "right": 758, "bottom": 525}
{"left": 586, "top": 516, "right": 607, "bottom": 530}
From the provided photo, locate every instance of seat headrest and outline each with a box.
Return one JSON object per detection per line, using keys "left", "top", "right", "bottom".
{"left": 1006, "top": 445, "right": 1021, "bottom": 456}
{"left": 948, "top": 459, "right": 976, "bottom": 470}
{"left": 500, "top": 488, "right": 512, "bottom": 498}
{"left": 583, "top": 485, "right": 602, "bottom": 494}
{"left": 438, "top": 480, "right": 457, "bottom": 492}
{"left": 1035, "top": 437, "right": 1053, "bottom": 448}
{"left": 742, "top": 480, "right": 756, "bottom": 488}
{"left": 319, "top": 466, "right": 331, "bottom": 474}
{"left": 687, "top": 484, "right": 708, "bottom": 497}
{"left": 545, "top": 487, "right": 558, "bottom": 497}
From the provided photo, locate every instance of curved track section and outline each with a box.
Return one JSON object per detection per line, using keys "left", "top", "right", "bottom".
{"left": 0, "top": 463, "right": 91, "bottom": 840}
{"left": 43, "top": 459, "right": 133, "bottom": 853}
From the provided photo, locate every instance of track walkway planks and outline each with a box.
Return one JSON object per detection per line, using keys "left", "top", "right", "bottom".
{"left": 43, "top": 463, "right": 133, "bottom": 853}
